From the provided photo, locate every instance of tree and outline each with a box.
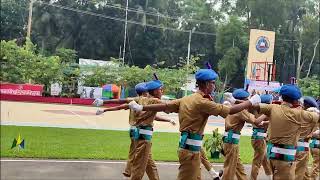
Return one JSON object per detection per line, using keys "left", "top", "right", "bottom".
{"left": 218, "top": 47, "right": 241, "bottom": 88}
{"left": 216, "top": 16, "right": 248, "bottom": 88}
{"left": 298, "top": 76, "right": 320, "bottom": 97}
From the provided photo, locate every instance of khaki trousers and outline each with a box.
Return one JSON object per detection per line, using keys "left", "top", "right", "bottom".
{"left": 200, "top": 148, "right": 212, "bottom": 171}
{"left": 270, "top": 159, "right": 296, "bottom": 180}
{"left": 250, "top": 139, "right": 272, "bottom": 180}
{"left": 222, "top": 143, "right": 247, "bottom": 180}
{"left": 130, "top": 140, "right": 159, "bottom": 180}
{"left": 123, "top": 138, "right": 135, "bottom": 177}
{"left": 295, "top": 150, "right": 309, "bottom": 180}
{"left": 308, "top": 148, "right": 320, "bottom": 180}
{"left": 177, "top": 148, "right": 201, "bottom": 180}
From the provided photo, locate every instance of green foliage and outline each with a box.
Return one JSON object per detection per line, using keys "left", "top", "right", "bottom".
{"left": 203, "top": 128, "right": 224, "bottom": 156}
{"left": 298, "top": 76, "right": 320, "bottom": 97}
{"left": 1, "top": 0, "right": 319, "bottom": 88}
{"left": 81, "top": 57, "right": 199, "bottom": 96}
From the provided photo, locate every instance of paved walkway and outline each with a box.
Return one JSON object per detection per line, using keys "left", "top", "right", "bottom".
{"left": 1, "top": 159, "right": 271, "bottom": 180}
{"left": 0, "top": 101, "right": 254, "bottom": 135}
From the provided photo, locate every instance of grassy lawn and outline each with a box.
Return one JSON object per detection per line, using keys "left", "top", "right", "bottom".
{"left": 1, "top": 125, "right": 255, "bottom": 163}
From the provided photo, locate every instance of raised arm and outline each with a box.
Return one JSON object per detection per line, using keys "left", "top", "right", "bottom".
{"left": 224, "top": 93, "right": 261, "bottom": 115}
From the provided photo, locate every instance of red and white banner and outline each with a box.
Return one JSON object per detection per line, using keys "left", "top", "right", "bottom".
{"left": 0, "top": 83, "right": 44, "bottom": 96}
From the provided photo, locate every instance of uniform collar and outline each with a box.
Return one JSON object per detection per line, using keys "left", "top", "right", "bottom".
{"left": 196, "top": 90, "right": 213, "bottom": 101}
{"left": 281, "top": 102, "right": 301, "bottom": 108}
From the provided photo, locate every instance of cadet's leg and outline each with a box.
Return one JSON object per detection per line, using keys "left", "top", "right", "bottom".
{"left": 310, "top": 148, "right": 320, "bottom": 180}
{"left": 123, "top": 138, "right": 135, "bottom": 177}
{"left": 261, "top": 152, "right": 272, "bottom": 176}
{"left": 250, "top": 139, "right": 265, "bottom": 180}
{"left": 145, "top": 142, "right": 160, "bottom": 180}
{"left": 235, "top": 151, "right": 247, "bottom": 180}
{"left": 131, "top": 140, "right": 154, "bottom": 180}
{"left": 177, "top": 149, "right": 201, "bottom": 180}
{"left": 200, "top": 148, "right": 212, "bottom": 171}
{"left": 222, "top": 143, "right": 239, "bottom": 180}
{"left": 295, "top": 151, "right": 309, "bottom": 180}
{"left": 270, "top": 159, "right": 296, "bottom": 180}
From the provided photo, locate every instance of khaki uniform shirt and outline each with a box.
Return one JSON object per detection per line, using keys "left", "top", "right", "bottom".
{"left": 133, "top": 96, "right": 162, "bottom": 127}
{"left": 166, "top": 91, "right": 230, "bottom": 135}
{"left": 128, "top": 97, "right": 140, "bottom": 126}
{"left": 225, "top": 109, "right": 256, "bottom": 132}
{"left": 259, "top": 103, "right": 319, "bottom": 145}
{"left": 299, "top": 110, "right": 319, "bottom": 140}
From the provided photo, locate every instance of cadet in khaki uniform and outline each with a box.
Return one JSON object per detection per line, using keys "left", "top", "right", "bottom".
{"left": 308, "top": 128, "right": 320, "bottom": 180}
{"left": 129, "top": 79, "right": 166, "bottom": 180}
{"left": 254, "top": 85, "right": 319, "bottom": 180}
{"left": 222, "top": 89, "right": 267, "bottom": 180}
{"left": 128, "top": 69, "right": 262, "bottom": 180}
{"left": 94, "top": 82, "right": 175, "bottom": 179}
{"left": 295, "top": 96, "right": 319, "bottom": 180}
{"left": 250, "top": 94, "right": 273, "bottom": 180}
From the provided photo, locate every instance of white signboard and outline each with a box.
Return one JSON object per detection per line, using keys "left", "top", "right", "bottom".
{"left": 79, "top": 86, "right": 102, "bottom": 99}
{"left": 50, "top": 83, "right": 62, "bottom": 96}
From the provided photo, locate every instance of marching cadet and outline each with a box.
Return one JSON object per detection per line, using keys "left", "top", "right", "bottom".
{"left": 295, "top": 96, "right": 319, "bottom": 180}
{"left": 128, "top": 68, "right": 262, "bottom": 180}
{"left": 250, "top": 94, "right": 272, "bottom": 180}
{"left": 253, "top": 85, "right": 319, "bottom": 180}
{"left": 308, "top": 128, "right": 320, "bottom": 180}
{"left": 222, "top": 89, "right": 268, "bottom": 180}
{"left": 94, "top": 81, "right": 175, "bottom": 179}
{"left": 302, "top": 97, "right": 320, "bottom": 180}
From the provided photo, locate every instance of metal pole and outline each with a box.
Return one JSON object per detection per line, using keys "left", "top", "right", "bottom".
{"left": 185, "top": 30, "right": 192, "bottom": 96}
{"left": 27, "top": 0, "right": 34, "bottom": 38}
{"left": 122, "top": 0, "right": 129, "bottom": 66}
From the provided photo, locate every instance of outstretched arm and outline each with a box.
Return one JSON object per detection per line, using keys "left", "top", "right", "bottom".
{"left": 96, "top": 104, "right": 129, "bottom": 115}
{"left": 229, "top": 101, "right": 253, "bottom": 114}
{"left": 142, "top": 104, "right": 168, "bottom": 112}
{"left": 93, "top": 98, "right": 133, "bottom": 106}
{"left": 155, "top": 115, "right": 176, "bottom": 125}
{"left": 103, "top": 98, "right": 133, "bottom": 104}
{"left": 225, "top": 94, "right": 261, "bottom": 115}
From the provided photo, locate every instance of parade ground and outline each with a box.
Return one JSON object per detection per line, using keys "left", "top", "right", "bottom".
{"left": 1, "top": 100, "right": 267, "bottom": 180}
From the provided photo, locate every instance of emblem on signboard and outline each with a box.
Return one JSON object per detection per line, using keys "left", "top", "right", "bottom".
{"left": 256, "top": 36, "right": 269, "bottom": 53}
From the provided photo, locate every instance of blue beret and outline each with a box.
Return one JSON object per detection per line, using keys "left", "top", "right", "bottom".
{"left": 280, "top": 84, "right": 302, "bottom": 100}
{"left": 195, "top": 69, "right": 218, "bottom": 81}
{"left": 146, "top": 80, "right": 163, "bottom": 91}
{"left": 260, "top": 94, "right": 272, "bottom": 104}
{"left": 232, "top": 89, "right": 250, "bottom": 100}
{"left": 303, "top": 96, "right": 318, "bottom": 108}
{"left": 135, "top": 82, "right": 148, "bottom": 94}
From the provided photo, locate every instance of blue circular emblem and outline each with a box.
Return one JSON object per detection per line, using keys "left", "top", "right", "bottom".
{"left": 256, "top": 36, "right": 269, "bottom": 53}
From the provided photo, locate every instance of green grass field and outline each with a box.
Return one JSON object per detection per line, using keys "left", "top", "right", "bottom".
{"left": 1, "top": 125, "right": 256, "bottom": 163}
